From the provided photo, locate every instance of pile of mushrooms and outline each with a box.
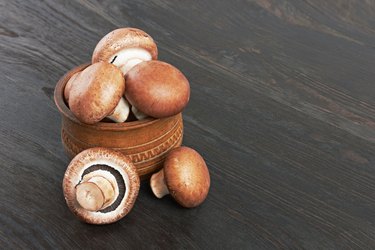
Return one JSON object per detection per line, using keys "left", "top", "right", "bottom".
{"left": 64, "top": 27, "right": 190, "bottom": 123}
{"left": 61, "top": 27, "right": 210, "bottom": 224}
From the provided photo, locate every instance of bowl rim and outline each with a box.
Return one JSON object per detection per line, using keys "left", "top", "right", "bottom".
{"left": 54, "top": 63, "right": 165, "bottom": 131}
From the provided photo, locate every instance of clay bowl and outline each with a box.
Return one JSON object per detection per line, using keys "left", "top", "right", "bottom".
{"left": 54, "top": 63, "right": 183, "bottom": 179}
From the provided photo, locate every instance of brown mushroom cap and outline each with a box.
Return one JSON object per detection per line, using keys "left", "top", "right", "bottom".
{"left": 64, "top": 72, "right": 80, "bottom": 103}
{"left": 63, "top": 147, "right": 140, "bottom": 225}
{"left": 125, "top": 60, "right": 190, "bottom": 118}
{"left": 163, "top": 147, "right": 210, "bottom": 208}
{"left": 92, "top": 27, "right": 158, "bottom": 63}
{"left": 68, "top": 62, "right": 125, "bottom": 124}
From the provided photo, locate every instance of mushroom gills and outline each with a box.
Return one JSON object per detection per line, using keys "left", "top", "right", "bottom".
{"left": 79, "top": 164, "right": 126, "bottom": 213}
{"left": 109, "top": 48, "right": 152, "bottom": 74}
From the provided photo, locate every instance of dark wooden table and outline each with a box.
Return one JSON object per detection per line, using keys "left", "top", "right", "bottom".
{"left": 1, "top": 0, "right": 375, "bottom": 248}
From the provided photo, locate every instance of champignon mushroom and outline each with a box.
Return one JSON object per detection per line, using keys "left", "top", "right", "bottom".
{"left": 68, "top": 62, "right": 130, "bottom": 124}
{"left": 92, "top": 27, "right": 158, "bottom": 74}
{"left": 64, "top": 72, "right": 80, "bottom": 104}
{"left": 150, "top": 146, "right": 210, "bottom": 208}
{"left": 63, "top": 147, "right": 140, "bottom": 224}
{"left": 125, "top": 60, "right": 190, "bottom": 118}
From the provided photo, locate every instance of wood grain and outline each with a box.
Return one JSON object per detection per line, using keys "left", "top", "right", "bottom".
{"left": 0, "top": 0, "right": 374, "bottom": 248}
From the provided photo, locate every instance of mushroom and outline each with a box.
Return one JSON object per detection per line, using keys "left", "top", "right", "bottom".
{"left": 63, "top": 147, "right": 140, "bottom": 224}
{"left": 68, "top": 62, "right": 130, "bottom": 124}
{"left": 125, "top": 60, "right": 190, "bottom": 118}
{"left": 150, "top": 146, "right": 210, "bottom": 208}
{"left": 64, "top": 72, "right": 80, "bottom": 103}
{"left": 92, "top": 27, "right": 158, "bottom": 75}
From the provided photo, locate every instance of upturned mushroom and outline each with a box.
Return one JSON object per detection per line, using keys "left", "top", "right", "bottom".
{"left": 63, "top": 147, "right": 140, "bottom": 224}
{"left": 150, "top": 146, "right": 210, "bottom": 208}
{"left": 92, "top": 27, "right": 158, "bottom": 74}
{"left": 68, "top": 62, "right": 130, "bottom": 124}
{"left": 125, "top": 60, "right": 190, "bottom": 118}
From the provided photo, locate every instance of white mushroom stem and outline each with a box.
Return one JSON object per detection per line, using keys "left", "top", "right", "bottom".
{"left": 76, "top": 182, "right": 104, "bottom": 211}
{"left": 107, "top": 97, "right": 130, "bottom": 122}
{"left": 150, "top": 170, "right": 169, "bottom": 198}
{"left": 131, "top": 106, "right": 149, "bottom": 120}
{"left": 76, "top": 175, "right": 117, "bottom": 211}
{"left": 109, "top": 48, "right": 152, "bottom": 75}
{"left": 87, "top": 176, "right": 115, "bottom": 206}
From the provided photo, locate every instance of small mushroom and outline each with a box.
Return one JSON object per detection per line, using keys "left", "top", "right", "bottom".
{"left": 63, "top": 147, "right": 140, "bottom": 224}
{"left": 125, "top": 60, "right": 190, "bottom": 118}
{"left": 68, "top": 62, "right": 130, "bottom": 124}
{"left": 150, "top": 146, "right": 210, "bottom": 208}
{"left": 92, "top": 27, "right": 158, "bottom": 74}
{"left": 64, "top": 72, "right": 80, "bottom": 104}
